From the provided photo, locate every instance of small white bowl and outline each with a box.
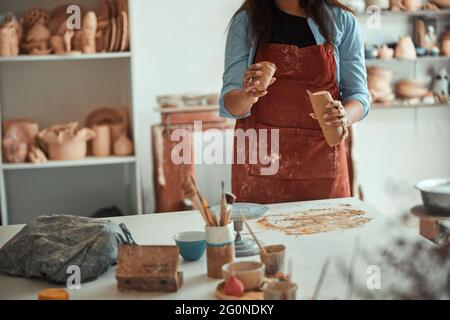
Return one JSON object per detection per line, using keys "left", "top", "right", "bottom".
{"left": 222, "top": 261, "right": 265, "bottom": 292}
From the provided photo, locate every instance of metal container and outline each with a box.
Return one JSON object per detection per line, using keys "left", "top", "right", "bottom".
{"left": 416, "top": 178, "right": 450, "bottom": 216}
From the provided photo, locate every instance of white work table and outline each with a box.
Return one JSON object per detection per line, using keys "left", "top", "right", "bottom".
{"left": 0, "top": 198, "right": 431, "bottom": 300}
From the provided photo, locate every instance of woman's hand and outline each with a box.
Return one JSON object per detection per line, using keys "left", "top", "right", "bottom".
{"left": 243, "top": 63, "right": 276, "bottom": 104}
{"left": 309, "top": 100, "right": 350, "bottom": 127}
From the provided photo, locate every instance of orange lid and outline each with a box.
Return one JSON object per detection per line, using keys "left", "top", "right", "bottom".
{"left": 37, "top": 288, "right": 70, "bottom": 300}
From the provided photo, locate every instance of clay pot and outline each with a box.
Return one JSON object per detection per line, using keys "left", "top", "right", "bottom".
{"left": 431, "top": 0, "right": 450, "bottom": 8}
{"left": 403, "top": 0, "right": 422, "bottom": 11}
{"left": 367, "top": 0, "right": 390, "bottom": 9}
{"left": 2, "top": 126, "right": 28, "bottom": 163}
{"left": 92, "top": 124, "right": 111, "bottom": 157}
{"left": 441, "top": 31, "right": 450, "bottom": 57}
{"left": 50, "top": 35, "right": 64, "bottom": 54}
{"left": 86, "top": 107, "right": 123, "bottom": 127}
{"left": 395, "top": 36, "right": 417, "bottom": 60}
{"left": 367, "top": 67, "right": 394, "bottom": 103}
{"left": 114, "top": 135, "right": 133, "bottom": 156}
{"left": 3, "top": 119, "right": 39, "bottom": 147}
{"left": 28, "top": 146, "right": 47, "bottom": 164}
{"left": 38, "top": 122, "right": 96, "bottom": 161}
{"left": 378, "top": 45, "right": 394, "bottom": 59}
{"left": 257, "top": 61, "right": 277, "bottom": 91}
{"left": 395, "top": 79, "right": 429, "bottom": 99}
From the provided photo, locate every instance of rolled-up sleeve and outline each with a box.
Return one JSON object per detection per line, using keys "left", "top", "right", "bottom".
{"left": 219, "top": 12, "right": 252, "bottom": 119}
{"left": 338, "top": 12, "right": 371, "bottom": 119}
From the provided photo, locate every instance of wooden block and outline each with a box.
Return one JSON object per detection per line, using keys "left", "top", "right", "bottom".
{"left": 116, "top": 245, "right": 183, "bottom": 292}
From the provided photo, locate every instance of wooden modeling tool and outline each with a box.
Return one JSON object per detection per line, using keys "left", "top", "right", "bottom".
{"left": 220, "top": 181, "right": 227, "bottom": 226}
{"left": 182, "top": 176, "right": 215, "bottom": 226}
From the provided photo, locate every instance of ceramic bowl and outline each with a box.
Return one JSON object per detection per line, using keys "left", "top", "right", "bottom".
{"left": 222, "top": 261, "right": 265, "bottom": 292}
{"left": 173, "top": 231, "right": 206, "bottom": 261}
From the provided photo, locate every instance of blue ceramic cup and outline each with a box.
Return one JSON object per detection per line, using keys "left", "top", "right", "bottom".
{"left": 173, "top": 231, "right": 207, "bottom": 261}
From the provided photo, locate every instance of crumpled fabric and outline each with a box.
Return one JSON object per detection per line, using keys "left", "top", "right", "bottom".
{"left": 0, "top": 215, "right": 135, "bottom": 284}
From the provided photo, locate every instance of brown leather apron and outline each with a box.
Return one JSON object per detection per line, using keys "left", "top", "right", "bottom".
{"left": 232, "top": 43, "right": 350, "bottom": 204}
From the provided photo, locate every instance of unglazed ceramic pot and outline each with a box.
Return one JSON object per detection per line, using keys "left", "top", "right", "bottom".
{"left": 395, "top": 79, "right": 430, "bottom": 99}
{"left": 0, "top": 15, "right": 20, "bottom": 57}
{"left": 378, "top": 45, "right": 394, "bottom": 59}
{"left": 257, "top": 61, "right": 277, "bottom": 91}
{"left": 91, "top": 124, "right": 111, "bottom": 157}
{"left": 81, "top": 11, "right": 97, "bottom": 54}
{"left": 113, "top": 134, "right": 133, "bottom": 156}
{"left": 39, "top": 122, "right": 96, "bottom": 161}
{"left": 367, "top": 67, "right": 394, "bottom": 103}
{"left": 402, "top": 0, "right": 422, "bottom": 11}
{"left": 441, "top": 31, "right": 450, "bottom": 57}
{"left": 395, "top": 36, "right": 417, "bottom": 60}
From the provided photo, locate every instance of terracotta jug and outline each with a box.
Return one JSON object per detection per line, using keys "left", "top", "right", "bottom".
{"left": 395, "top": 36, "right": 417, "bottom": 60}
{"left": 114, "top": 135, "right": 133, "bottom": 156}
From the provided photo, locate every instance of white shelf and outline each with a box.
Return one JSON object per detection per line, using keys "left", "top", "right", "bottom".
{"left": 358, "top": 9, "right": 450, "bottom": 17}
{"left": 2, "top": 156, "right": 136, "bottom": 171}
{"left": 0, "top": 52, "right": 131, "bottom": 63}
{"left": 366, "top": 56, "right": 450, "bottom": 64}
{"left": 372, "top": 102, "right": 449, "bottom": 109}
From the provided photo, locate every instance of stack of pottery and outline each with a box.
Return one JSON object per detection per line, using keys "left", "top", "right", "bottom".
{"left": 367, "top": 67, "right": 395, "bottom": 103}
{"left": 86, "top": 107, "right": 134, "bottom": 157}
{"left": 19, "top": 8, "right": 51, "bottom": 55}
{"left": 0, "top": 13, "right": 21, "bottom": 57}
{"left": 395, "top": 79, "right": 430, "bottom": 99}
{"left": 38, "top": 122, "right": 96, "bottom": 160}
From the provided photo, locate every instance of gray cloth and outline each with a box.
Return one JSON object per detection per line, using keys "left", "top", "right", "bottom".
{"left": 0, "top": 215, "right": 135, "bottom": 284}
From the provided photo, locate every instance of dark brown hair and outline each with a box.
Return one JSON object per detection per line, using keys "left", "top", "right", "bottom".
{"left": 234, "top": 0, "right": 354, "bottom": 44}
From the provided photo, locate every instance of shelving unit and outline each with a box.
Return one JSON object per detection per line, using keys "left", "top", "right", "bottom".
{"left": 0, "top": 0, "right": 142, "bottom": 225}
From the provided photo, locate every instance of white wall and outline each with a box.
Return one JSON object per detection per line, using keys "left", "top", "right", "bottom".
{"left": 130, "top": 1, "right": 450, "bottom": 218}
{"left": 130, "top": 0, "right": 243, "bottom": 213}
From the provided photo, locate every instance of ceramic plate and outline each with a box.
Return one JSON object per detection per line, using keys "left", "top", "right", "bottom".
{"left": 211, "top": 203, "right": 269, "bottom": 220}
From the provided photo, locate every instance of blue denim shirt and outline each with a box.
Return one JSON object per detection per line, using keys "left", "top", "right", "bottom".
{"left": 219, "top": 9, "right": 370, "bottom": 119}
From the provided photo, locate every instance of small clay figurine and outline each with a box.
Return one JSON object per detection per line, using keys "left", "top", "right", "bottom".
{"left": 395, "top": 36, "right": 417, "bottom": 60}
{"left": 82, "top": 11, "right": 97, "bottom": 54}
{"left": 28, "top": 146, "right": 47, "bottom": 164}
{"left": 21, "top": 22, "right": 51, "bottom": 55}
{"left": 0, "top": 14, "right": 21, "bottom": 57}
{"left": 432, "top": 68, "right": 449, "bottom": 104}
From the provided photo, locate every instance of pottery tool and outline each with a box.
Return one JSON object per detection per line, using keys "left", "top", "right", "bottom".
{"left": 219, "top": 181, "right": 228, "bottom": 226}
{"left": 181, "top": 176, "right": 213, "bottom": 226}
{"left": 311, "top": 258, "right": 330, "bottom": 300}
{"left": 188, "top": 176, "right": 217, "bottom": 226}
{"left": 224, "top": 192, "right": 237, "bottom": 226}
{"left": 238, "top": 211, "right": 267, "bottom": 256}
{"left": 307, "top": 90, "right": 348, "bottom": 147}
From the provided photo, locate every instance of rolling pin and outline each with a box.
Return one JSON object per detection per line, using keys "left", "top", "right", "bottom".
{"left": 307, "top": 90, "right": 347, "bottom": 147}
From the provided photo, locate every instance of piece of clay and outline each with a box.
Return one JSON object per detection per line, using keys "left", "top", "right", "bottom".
{"left": 38, "top": 288, "right": 69, "bottom": 300}
{"left": 114, "top": 134, "right": 133, "bottom": 156}
{"left": 395, "top": 36, "right": 417, "bottom": 60}
{"left": 28, "top": 146, "right": 47, "bottom": 164}
{"left": 223, "top": 276, "right": 245, "bottom": 297}
{"left": 92, "top": 124, "right": 111, "bottom": 157}
{"left": 82, "top": 11, "right": 97, "bottom": 54}
{"left": 2, "top": 126, "right": 28, "bottom": 163}
{"left": 307, "top": 90, "right": 347, "bottom": 147}
{"left": 257, "top": 61, "right": 277, "bottom": 91}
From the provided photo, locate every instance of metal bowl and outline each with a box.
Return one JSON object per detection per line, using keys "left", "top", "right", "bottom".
{"left": 416, "top": 178, "right": 450, "bottom": 216}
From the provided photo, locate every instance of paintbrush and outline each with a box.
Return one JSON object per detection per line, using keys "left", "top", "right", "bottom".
{"left": 311, "top": 258, "right": 330, "bottom": 300}
{"left": 189, "top": 176, "right": 217, "bottom": 226}
{"left": 181, "top": 176, "right": 209, "bottom": 225}
{"left": 238, "top": 211, "right": 267, "bottom": 256}
{"left": 219, "top": 181, "right": 227, "bottom": 226}
{"left": 224, "top": 192, "right": 236, "bottom": 226}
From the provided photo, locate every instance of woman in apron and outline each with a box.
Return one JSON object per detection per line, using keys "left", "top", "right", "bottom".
{"left": 219, "top": 0, "right": 370, "bottom": 204}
